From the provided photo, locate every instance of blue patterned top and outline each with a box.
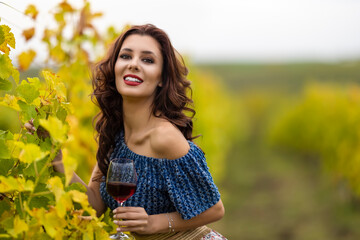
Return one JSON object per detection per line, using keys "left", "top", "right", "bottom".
{"left": 99, "top": 132, "right": 221, "bottom": 220}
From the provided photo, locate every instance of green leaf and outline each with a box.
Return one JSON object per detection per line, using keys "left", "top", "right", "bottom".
{"left": 16, "top": 79, "right": 39, "bottom": 104}
{"left": 65, "top": 182, "right": 87, "bottom": 193}
{"left": 0, "top": 54, "right": 13, "bottom": 80}
{"left": 18, "top": 100, "right": 37, "bottom": 121}
{"left": 23, "top": 157, "right": 46, "bottom": 177}
{"left": 0, "top": 197, "right": 11, "bottom": 216}
{"left": 23, "top": 157, "right": 50, "bottom": 183}
{"left": 0, "top": 158, "right": 15, "bottom": 175}
{"left": 31, "top": 232, "right": 52, "bottom": 240}
{"left": 39, "top": 137, "right": 52, "bottom": 152}
{"left": 33, "top": 183, "right": 54, "bottom": 202}
{"left": 29, "top": 196, "right": 49, "bottom": 209}
{"left": 33, "top": 182, "right": 48, "bottom": 193}
{"left": 35, "top": 106, "right": 46, "bottom": 120}
{"left": 0, "top": 26, "right": 5, "bottom": 46}
{"left": 0, "top": 78, "right": 12, "bottom": 91}
{"left": 5, "top": 131, "right": 13, "bottom": 140}
{"left": 0, "top": 212, "right": 14, "bottom": 233}
{"left": 14, "top": 196, "right": 25, "bottom": 219}
{"left": 0, "top": 139, "right": 10, "bottom": 159}
{"left": 0, "top": 130, "right": 5, "bottom": 139}
{"left": 23, "top": 132, "right": 37, "bottom": 144}
{"left": 56, "top": 106, "right": 67, "bottom": 122}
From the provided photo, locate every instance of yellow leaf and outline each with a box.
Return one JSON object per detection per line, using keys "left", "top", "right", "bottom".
{"left": 94, "top": 227, "right": 110, "bottom": 239}
{"left": 39, "top": 116, "right": 68, "bottom": 143}
{"left": 0, "top": 94, "right": 20, "bottom": 111}
{"left": 59, "top": 1, "right": 74, "bottom": 12}
{"left": 93, "top": 12, "right": 103, "bottom": 18}
{"left": 42, "top": 71, "right": 67, "bottom": 100}
{"left": 7, "top": 215, "right": 28, "bottom": 238}
{"left": 0, "top": 176, "right": 34, "bottom": 192}
{"left": 83, "top": 229, "right": 94, "bottom": 240}
{"left": 68, "top": 190, "right": 88, "bottom": 203}
{"left": 22, "top": 27, "right": 35, "bottom": 41}
{"left": 19, "top": 143, "right": 48, "bottom": 163}
{"left": 18, "top": 50, "right": 36, "bottom": 71}
{"left": 0, "top": 53, "right": 17, "bottom": 81}
{"left": 0, "top": 25, "right": 15, "bottom": 54}
{"left": 47, "top": 176, "right": 64, "bottom": 202}
{"left": 12, "top": 67, "right": 19, "bottom": 84}
{"left": 62, "top": 149, "right": 77, "bottom": 186}
{"left": 49, "top": 44, "right": 66, "bottom": 63}
{"left": 56, "top": 193, "right": 73, "bottom": 218}
{"left": 6, "top": 140, "right": 24, "bottom": 158}
{"left": 43, "top": 208, "right": 66, "bottom": 238}
{"left": 26, "top": 206, "right": 45, "bottom": 218}
{"left": 42, "top": 29, "right": 55, "bottom": 43}
{"left": 24, "top": 4, "right": 38, "bottom": 20}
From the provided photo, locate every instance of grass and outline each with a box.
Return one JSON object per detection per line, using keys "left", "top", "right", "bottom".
{"left": 199, "top": 61, "right": 360, "bottom": 239}
{"left": 210, "top": 140, "right": 360, "bottom": 239}
{"left": 196, "top": 61, "right": 360, "bottom": 93}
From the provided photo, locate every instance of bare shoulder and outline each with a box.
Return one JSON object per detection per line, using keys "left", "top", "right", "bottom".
{"left": 149, "top": 122, "right": 190, "bottom": 160}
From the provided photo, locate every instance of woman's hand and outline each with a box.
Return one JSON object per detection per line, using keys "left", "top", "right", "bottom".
{"left": 113, "top": 206, "right": 154, "bottom": 234}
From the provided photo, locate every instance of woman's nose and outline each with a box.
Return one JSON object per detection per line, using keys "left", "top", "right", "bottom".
{"left": 128, "top": 58, "right": 139, "bottom": 71}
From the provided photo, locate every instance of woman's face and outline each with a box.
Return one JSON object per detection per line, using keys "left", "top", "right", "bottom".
{"left": 114, "top": 34, "right": 163, "bottom": 101}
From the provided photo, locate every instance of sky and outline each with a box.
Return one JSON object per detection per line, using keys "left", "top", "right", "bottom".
{"left": 2, "top": 0, "right": 360, "bottom": 63}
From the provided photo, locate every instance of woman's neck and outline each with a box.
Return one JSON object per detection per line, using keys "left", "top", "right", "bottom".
{"left": 122, "top": 97, "right": 157, "bottom": 138}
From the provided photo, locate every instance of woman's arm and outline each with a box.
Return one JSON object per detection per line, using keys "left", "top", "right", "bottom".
{"left": 53, "top": 151, "right": 106, "bottom": 217}
{"left": 112, "top": 199, "right": 225, "bottom": 234}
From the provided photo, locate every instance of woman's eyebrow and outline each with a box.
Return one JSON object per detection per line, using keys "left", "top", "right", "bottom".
{"left": 120, "top": 48, "right": 156, "bottom": 56}
{"left": 120, "top": 48, "right": 133, "bottom": 52}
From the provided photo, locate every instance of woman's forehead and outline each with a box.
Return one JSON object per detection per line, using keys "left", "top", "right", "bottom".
{"left": 121, "top": 34, "right": 161, "bottom": 55}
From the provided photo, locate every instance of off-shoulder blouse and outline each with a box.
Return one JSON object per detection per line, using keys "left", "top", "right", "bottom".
{"left": 99, "top": 132, "right": 221, "bottom": 220}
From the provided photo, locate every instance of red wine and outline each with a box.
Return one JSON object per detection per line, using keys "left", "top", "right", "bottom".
{"left": 106, "top": 181, "right": 137, "bottom": 203}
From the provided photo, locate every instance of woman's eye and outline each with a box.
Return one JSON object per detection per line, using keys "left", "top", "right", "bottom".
{"left": 143, "top": 58, "right": 154, "bottom": 63}
{"left": 119, "top": 54, "right": 130, "bottom": 59}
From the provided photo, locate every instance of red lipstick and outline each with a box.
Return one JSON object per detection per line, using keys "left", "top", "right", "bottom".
{"left": 123, "top": 74, "right": 143, "bottom": 86}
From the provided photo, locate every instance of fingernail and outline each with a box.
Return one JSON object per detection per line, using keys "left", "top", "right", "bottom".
{"left": 113, "top": 220, "right": 118, "bottom": 224}
{"left": 113, "top": 209, "right": 116, "bottom": 213}
{"left": 117, "top": 228, "right": 121, "bottom": 232}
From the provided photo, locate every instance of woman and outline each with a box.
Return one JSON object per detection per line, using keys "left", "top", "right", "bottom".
{"left": 55, "top": 24, "right": 225, "bottom": 239}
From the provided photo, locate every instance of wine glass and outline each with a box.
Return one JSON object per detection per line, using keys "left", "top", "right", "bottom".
{"left": 106, "top": 158, "right": 137, "bottom": 240}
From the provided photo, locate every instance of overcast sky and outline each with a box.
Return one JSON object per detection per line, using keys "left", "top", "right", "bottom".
{"left": 2, "top": 0, "right": 360, "bottom": 63}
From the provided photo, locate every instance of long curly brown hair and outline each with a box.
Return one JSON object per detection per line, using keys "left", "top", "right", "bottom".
{"left": 91, "top": 24, "right": 196, "bottom": 176}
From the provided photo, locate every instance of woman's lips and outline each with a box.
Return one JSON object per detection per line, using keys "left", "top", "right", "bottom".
{"left": 124, "top": 74, "right": 143, "bottom": 86}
